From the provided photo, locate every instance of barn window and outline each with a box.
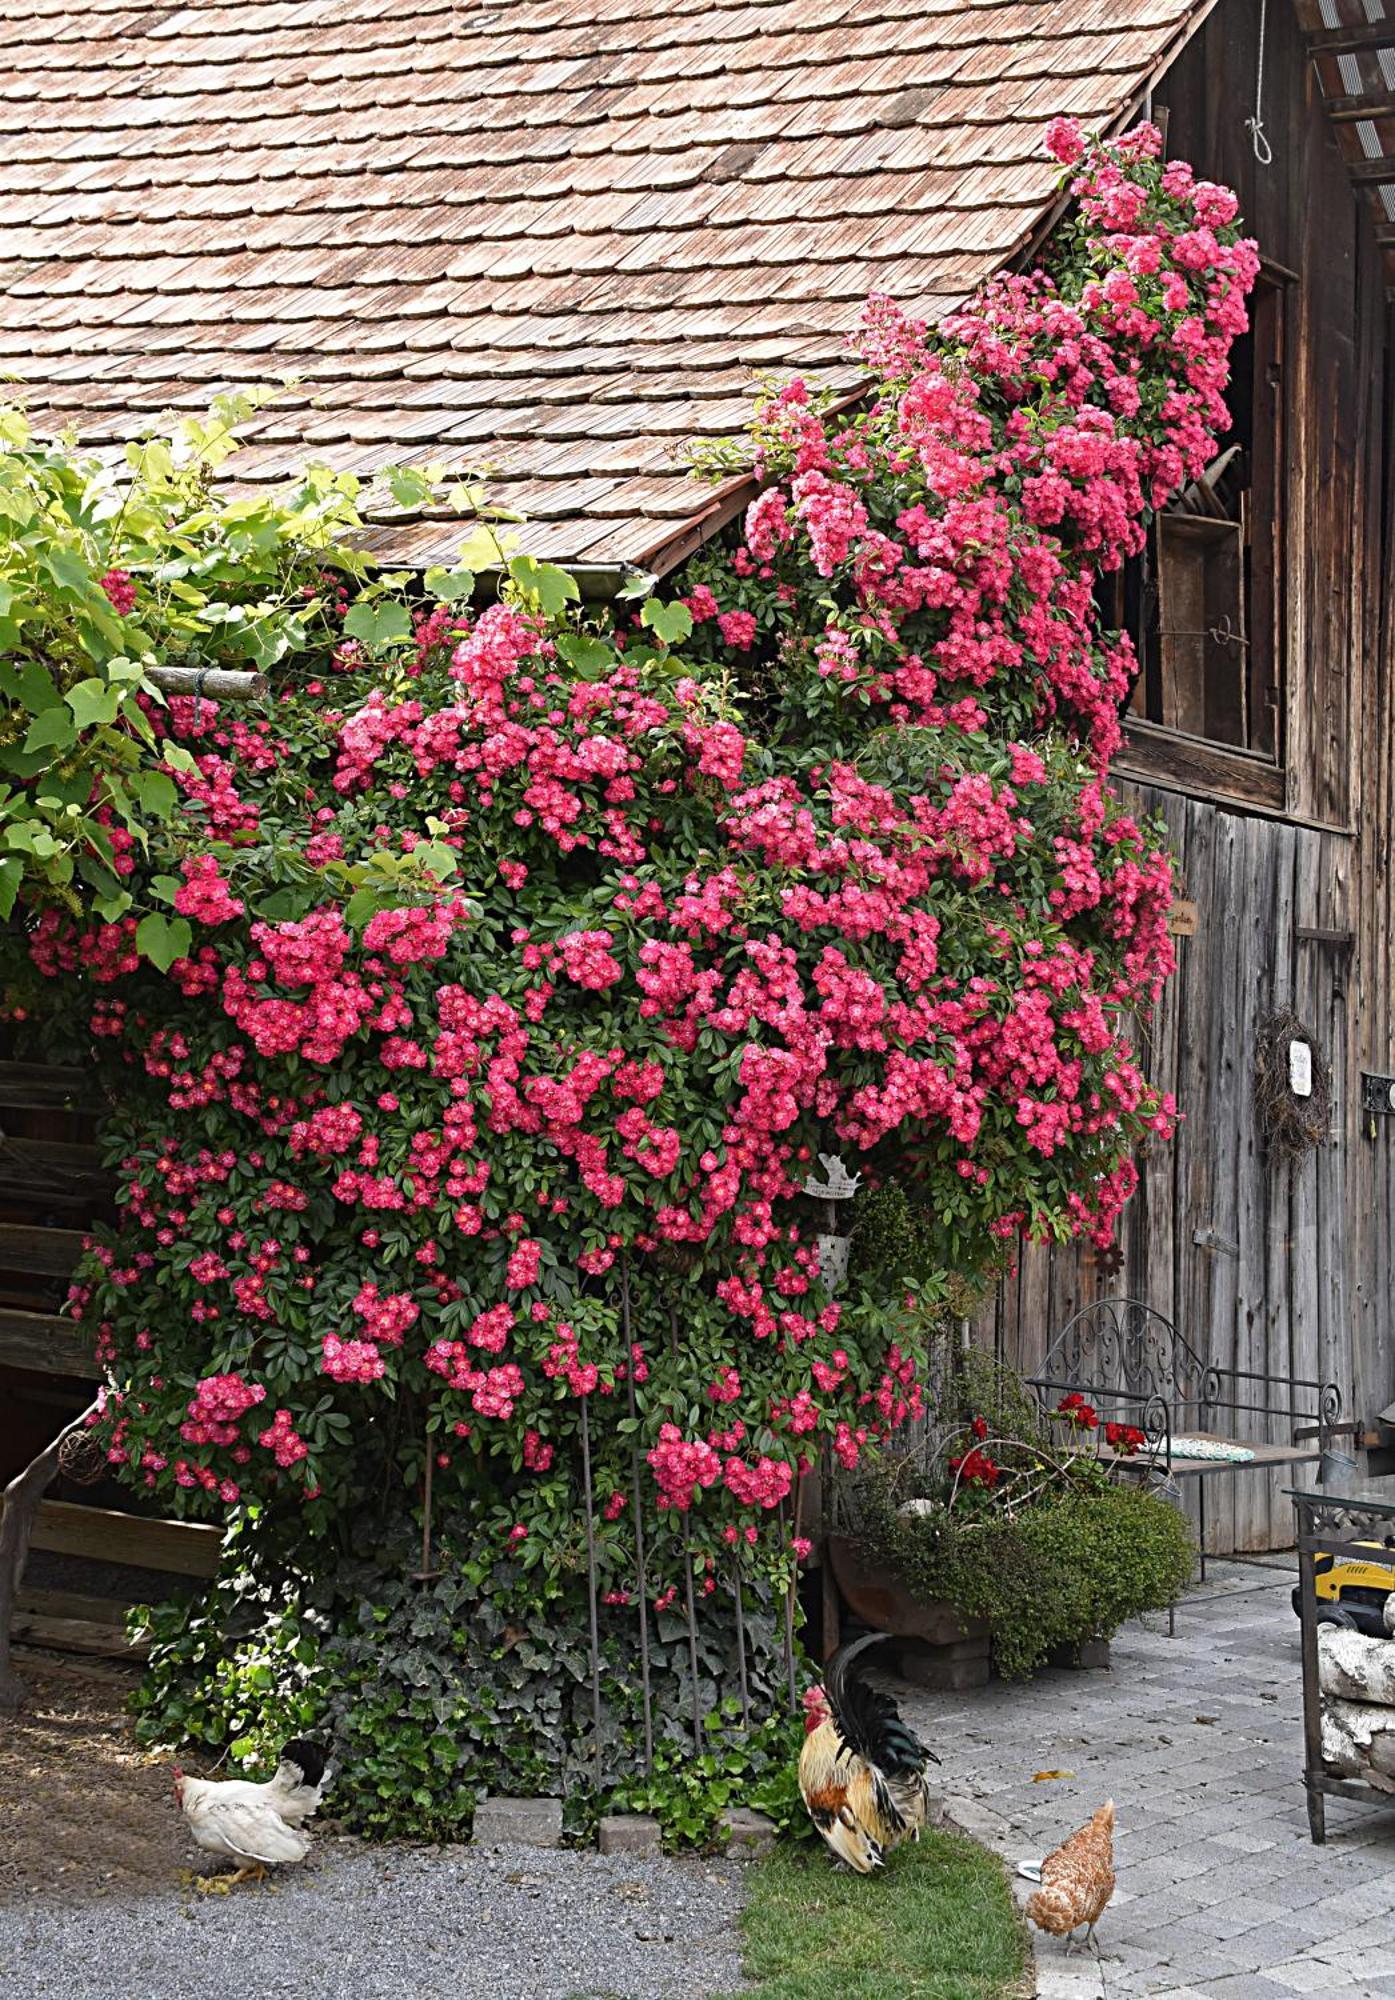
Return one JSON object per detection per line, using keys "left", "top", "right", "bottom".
{"left": 1105, "top": 270, "right": 1286, "bottom": 758}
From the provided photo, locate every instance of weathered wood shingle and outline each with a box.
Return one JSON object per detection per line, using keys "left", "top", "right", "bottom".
{"left": 0, "top": 0, "right": 1220, "bottom": 569}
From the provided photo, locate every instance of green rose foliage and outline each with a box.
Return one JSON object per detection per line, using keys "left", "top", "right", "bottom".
{"left": 129, "top": 1514, "right": 801, "bottom": 1848}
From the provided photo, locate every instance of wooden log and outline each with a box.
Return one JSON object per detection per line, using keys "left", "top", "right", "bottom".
{"left": 0, "top": 1136, "right": 110, "bottom": 1206}
{"left": 0, "top": 1223, "right": 86, "bottom": 1279}
{"left": 8, "top": 1607, "right": 148, "bottom": 1661}
{"left": 1318, "top": 1624, "right": 1395, "bottom": 1704}
{"left": 32, "top": 1499, "right": 222, "bottom": 1578}
{"left": 1321, "top": 1694, "right": 1395, "bottom": 1791}
{"left": 146, "top": 665, "right": 267, "bottom": 701}
{"left": 15, "top": 1586, "right": 127, "bottom": 1627}
{"left": 0, "top": 1135, "right": 101, "bottom": 1175}
{"left": 0, "top": 1306, "right": 99, "bottom": 1378}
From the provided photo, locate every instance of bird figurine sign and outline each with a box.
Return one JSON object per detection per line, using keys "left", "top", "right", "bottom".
{"left": 802, "top": 1152, "right": 861, "bottom": 1202}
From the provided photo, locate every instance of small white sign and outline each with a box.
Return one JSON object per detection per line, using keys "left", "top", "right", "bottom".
{"left": 1288, "top": 1040, "right": 1313, "bottom": 1099}
{"left": 815, "top": 1233, "right": 851, "bottom": 1291}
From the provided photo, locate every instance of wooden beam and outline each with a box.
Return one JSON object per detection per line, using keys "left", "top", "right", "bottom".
{"left": 1327, "top": 90, "right": 1395, "bottom": 122}
{"left": 0, "top": 1135, "right": 110, "bottom": 1207}
{"left": 1115, "top": 720, "right": 1288, "bottom": 815}
{"left": 0, "top": 1224, "right": 86, "bottom": 1278}
{"left": 15, "top": 1586, "right": 127, "bottom": 1627}
{"left": 1345, "top": 157, "right": 1395, "bottom": 185}
{"left": 640, "top": 476, "right": 758, "bottom": 579}
{"left": 1306, "top": 21, "right": 1395, "bottom": 56}
{"left": 10, "top": 1601, "right": 148, "bottom": 1661}
{"left": 0, "top": 1062, "right": 95, "bottom": 1111}
{"left": 0, "top": 1306, "right": 99, "bottom": 1378}
{"left": 33, "top": 1499, "right": 222, "bottom": 1578}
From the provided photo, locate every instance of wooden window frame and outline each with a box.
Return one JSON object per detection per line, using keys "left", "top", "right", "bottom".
{"left": 1113, "top": 717, "right": 1286, "bottom": 812}
{"left": 1113, "top": 263, "right": 1291, "bottom": 808}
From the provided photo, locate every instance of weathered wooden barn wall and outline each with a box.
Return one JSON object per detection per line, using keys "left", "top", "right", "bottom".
{"left": 988, "top": 791, "right": 1360, "bottom": 1555}
{"left": 985, "top": 0, "right": 1395, "bottom": 1552}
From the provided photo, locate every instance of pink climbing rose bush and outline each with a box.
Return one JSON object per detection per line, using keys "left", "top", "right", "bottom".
{"left": 6, "top": 125, "right": 1256, "bottom": 1615}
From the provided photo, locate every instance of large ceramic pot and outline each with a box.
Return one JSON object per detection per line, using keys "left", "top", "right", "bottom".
{"left": 825, "top": 1531, "right": 993, "bottom": 1689}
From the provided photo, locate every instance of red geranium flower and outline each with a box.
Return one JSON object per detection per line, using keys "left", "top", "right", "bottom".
{"left": 949, "top": 1447, "right": 1002, "bottom": 1490}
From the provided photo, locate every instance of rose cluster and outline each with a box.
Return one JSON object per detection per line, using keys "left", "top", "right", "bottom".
{"left": 21, "top": 126, "right": 1250, "bottom": 1611}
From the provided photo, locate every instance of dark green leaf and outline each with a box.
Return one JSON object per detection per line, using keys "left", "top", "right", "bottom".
{"left": 130, "top": 769, "right": 177, "bottom": 818}
{"left": 0, "top": 855, "right": 21, "bottom": 921}
{"left": 554, "top": 634, "right": 615, "bottom": 679}
{"left": 135, "top": 911, "right": 192, "bottom": 973}
{"left": 23, "top": 707, "right": 78, "bottom": 754}
{"left": 0, "top": 657, "right": 61, "bottom": 715}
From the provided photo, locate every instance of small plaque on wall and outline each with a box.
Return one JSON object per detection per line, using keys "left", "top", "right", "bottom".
{"left": 1167, "top": 898, "right": 1199, "bottom": 936}
{"left": 1288, "top": 1040, "right": 1313, "bottom": 1099}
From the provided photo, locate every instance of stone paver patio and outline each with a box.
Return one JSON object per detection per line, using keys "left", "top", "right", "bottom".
{"left": 899, "top": 1556, "right": 1395, "bottom": 2000}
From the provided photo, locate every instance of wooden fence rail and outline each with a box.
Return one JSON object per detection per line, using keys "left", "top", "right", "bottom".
{"left": 33, "top": 1500, "right": 222, "bottom": 1578}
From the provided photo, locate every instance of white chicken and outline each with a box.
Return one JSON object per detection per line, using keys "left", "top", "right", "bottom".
{"left": 173, "top": 1737, "right": 331, "bottom": 1892}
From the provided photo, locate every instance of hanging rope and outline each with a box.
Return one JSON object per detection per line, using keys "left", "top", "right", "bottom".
{"left": 1246, "top": 0, "right": 1274, "bottom": 165}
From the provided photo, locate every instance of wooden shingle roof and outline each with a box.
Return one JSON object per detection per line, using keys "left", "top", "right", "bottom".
{"left": 0, "top": 0, "right": 1220, "bottom": 572}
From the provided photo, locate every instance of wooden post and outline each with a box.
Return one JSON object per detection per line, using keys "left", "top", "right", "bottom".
{"left": 1295, "top": 1498, "right": 1326, "bottom": 1843}
{"left": 0, "top": 1398, "right": 103, "bottom": 1715}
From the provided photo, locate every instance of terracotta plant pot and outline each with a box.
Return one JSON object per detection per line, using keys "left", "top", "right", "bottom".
{"left": 825, "top": 1532, "right": 993, "bottom": 1687}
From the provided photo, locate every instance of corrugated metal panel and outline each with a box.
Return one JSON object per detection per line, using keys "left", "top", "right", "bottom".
{"left": 1295, "top": 0, "right": 1395, "bottom": 290}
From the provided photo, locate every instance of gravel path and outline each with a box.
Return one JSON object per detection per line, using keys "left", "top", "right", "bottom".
{"left": 0, "top": 1839, "right": 749, "bottom": 2000}
{"left": 0, "top": 1658, "right": 749, "bottom": 1999}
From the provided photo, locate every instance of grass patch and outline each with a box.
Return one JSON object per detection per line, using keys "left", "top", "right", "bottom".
{"left": 726, "top": 1827, "right": 1029, "bottom": 2000}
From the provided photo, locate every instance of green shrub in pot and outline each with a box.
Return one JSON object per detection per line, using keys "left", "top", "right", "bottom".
{"left": 850, "top": 1358, "right": 1194, "bottom": 1678}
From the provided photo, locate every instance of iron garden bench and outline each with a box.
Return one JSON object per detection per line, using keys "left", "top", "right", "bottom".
{"left": 1027, "top": 1297, "right": 1345, "bottom": 1583}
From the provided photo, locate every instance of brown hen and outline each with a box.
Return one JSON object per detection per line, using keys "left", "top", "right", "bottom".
{"left": 1025, "top": 1799, "right": 1115, "bottom": 1953}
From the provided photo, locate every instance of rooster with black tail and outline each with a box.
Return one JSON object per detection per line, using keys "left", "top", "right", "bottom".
{"left": 799, "top": 1632, "right": 939, "bottom": 1872}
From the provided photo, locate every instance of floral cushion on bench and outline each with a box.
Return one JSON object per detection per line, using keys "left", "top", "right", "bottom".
{"left": 1168, "top": 1437, "right": 1256, "bottom": 1463}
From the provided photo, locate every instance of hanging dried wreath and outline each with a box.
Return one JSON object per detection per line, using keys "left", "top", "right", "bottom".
{"left": 1254, "top": 1007, "right": 1331, "bottom": 1159}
